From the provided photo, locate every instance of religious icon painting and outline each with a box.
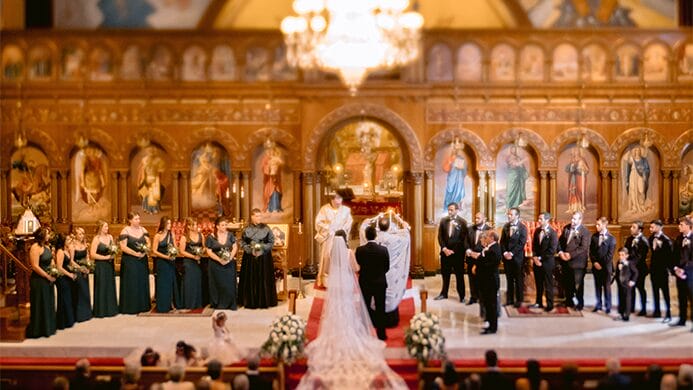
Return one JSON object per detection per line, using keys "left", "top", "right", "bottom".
{"left": 551, "top": 43, "right": 578, "bottom": 81}
{"left": 519, "top": 43, "right": 544, "bottom": 82}
{"left": 679, "top": 147, "right": 693, "bottom": 217}
{"left": 643, "top": 43, "right": 670, "bottom": 82}
{"left": 614, "top": 44, "right": 640, "bottom": 81}
{"left": 489, "top": 43, "right": 516, "bottom": 82}
{"left": 88, "top": 46, "right": 114, "bottom": 81}
{"left": 619, "top": 143, "right": 660, "bottom": 222}
{"left": 556, "top": 144, "right": 598, "bottom": 222}
{"left": 251, "top": 141, "right": 293, "bottom": 223}
{"left": 494, "top": 144, "right": 537, "bottom": 224}
{"left": 2, "top": 45, "right": 24, "bottom": 82}
{"left": 434, "top": 141, "right": 473, "bottom": 222}
{"left": 182, "top": 45, "right": 207, "bottom": 81}
{"left": 245, "top": 46, "right": 271, "bottom": 82}
{"left": 28, "top": 45, "right": 53, "bottom": 80}
{"left": 272, "top": 44, "right": 298, "bottom": 81}
{"left": 427, "top": 43, "right": 453, "bottom": 82}
{"left": 60, "top": 44, "right": 85, "bottom": 80}
{"left": 455, "top": 42, "right": 483, "bottom": 82}
{"left": 190, "top": 142, "right": 232, "bottom": 218}
{"left": 130, "top": 143, "right": 170, "bottom": 221}
{"left": 581, "top": 43, "right": 608, "bottom": 82}
{"left": 71, "top": 144, "right": 111, "bottom": 223}
{"left": 146, "top": 44, "right": 173, "bottom": 81}
{"left": 121, "top": 45, "right": 144, "bottom": 80}
{"left": 268, "top": 224, "right": 289, "bottom": 248}
{"left": 678, "top": 42, "right": 693, "bottom": 81}
{"left": 10, "top": 146, "right": 51, "bottom": 218}
{"left": 209, "top": 44, "right": 237, "bottom": 81}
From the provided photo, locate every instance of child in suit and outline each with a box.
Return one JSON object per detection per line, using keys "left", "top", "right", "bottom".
{"left": 614, "top": 247, "right": 638, "bottom": 321}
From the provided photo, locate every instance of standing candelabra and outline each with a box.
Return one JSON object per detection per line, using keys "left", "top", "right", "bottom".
{"left": 297, "top": 222, "right": 305, "bottom": 298}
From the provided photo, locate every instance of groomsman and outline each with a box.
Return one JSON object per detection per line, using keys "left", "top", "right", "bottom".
{"left": 624, "top": 221, "right": 650, "bottom": 316}
{"left": 477, "top": 231, "right": 502, "bottom": 335}
{"left": 436, "top": 203, "right": 469, "bottom": 302}
{"left": 466, "top": 212, "right": 492, "bottom": 305}
{"left": 649, "top": 219, "right": 672, "bottom": 321}
{"left": 589, "top": 217, "right": 616, "bottom": 314}
{"left": 558, "top": 211, "right": 591, "bottom": 310}
{"left": 671, "top": 217, "right": 693, "bottom": 330}
{"left": 500, "top": 207, "right": 528, "bottom": 308}
{"left": 530, "top": 212, "right": 558, "bottom": 312}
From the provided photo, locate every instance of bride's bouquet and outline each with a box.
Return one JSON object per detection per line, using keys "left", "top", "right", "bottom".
{"left": 261, "top": 314, "right": 306, "bottom": 365}
{"left": 166, "top": 244, "right": 179, "bottom": 258}
{"left": 405, "top": 312, "right": 446, "bottom": 364}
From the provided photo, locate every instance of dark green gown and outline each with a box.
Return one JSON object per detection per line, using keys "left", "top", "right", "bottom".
{"left": 55, "top": 250, "right": 75, "bottom": 330}
{"left": 72, "top": 248, "right": 92, "bottom": 322}
{"left": 154, "top": 231, "right": 179, "bottom": 312}
{"left": 206, "top": 233, "right": 237, "bottom": 310}
{"left": 238, "top": 223, "right": 278, "bottom": 309}
{"left": 181, "top": 232, "right": 203, "bottom": 309}
{"left": 26, "top": 246, "right": 56, "bottom": 338}
{"left": 93, "top": 240, "right": 118, "bottom": 318}
{"left": 119, "top": 232, "right": 151, "bottom": 314}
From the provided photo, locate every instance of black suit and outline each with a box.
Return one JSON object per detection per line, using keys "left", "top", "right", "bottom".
{"left": 478, "top": 242, "right": 501, "bottom": 332}
{"left": 499, "top": 221, "right": 528, "bottom": 305}
{"left": 673, "top": 233, "right": 693, "bottom": 325}
{"left": 531, "top": 226, "right": 558, "bottom": 309}
{"left": 590, "top": 231, "right": 616, "bottom": 312}
{"left": 467, "top": 223, "right": 492, "bottom": 302}
{"left": 480, "top": 370, "right": 513, "bottom": 390}
{"left": 615, "top": 257, "right": 638, "bottom": 319}
{"left": 624, "top": 234, "right": 649, "bottom": 313}
{"left": 356, "top": 241, "right": 390, "bottom": 340}
{"left": 558, "top": 224, "right": 591, "bottom": 309}
{"left": 649, "top": 233, "right": 673, "bottom": 316}
{"left": 437, "top": 215, "right": 469, "bottom": 300}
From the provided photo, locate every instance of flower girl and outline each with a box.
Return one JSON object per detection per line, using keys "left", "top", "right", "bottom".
{"left": 207, "top": 312, "right": 247, "bottom": 365}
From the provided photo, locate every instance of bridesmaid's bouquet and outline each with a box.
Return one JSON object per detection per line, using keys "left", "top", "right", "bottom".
{"left": 45, "top": 265, "right": 62, "bottom": 280}
{"left": 219, "top": 247, "right": 232, "bottom": 262}
{"left": 135, "top": 242, "right": 150, "bottom": 255}
{"left": 252, "top": 242, "right": 263, "bottom": 257}
{"left": 108, "top": 244, "right": 120, "bottom": 256}
{"left": 261, "top": 314, "right": 306, "bottom": 365}
{"left": 166, "top": 244, "right": 179, "bottom": 258}
{"left": 190, "top": 246, "right": 204, "bottom": 257}
{"left": 405, "top": 312, "right": 446, "bottom": 364}
{"left": 78, "top": 260, "right": 95, "bottom": 273}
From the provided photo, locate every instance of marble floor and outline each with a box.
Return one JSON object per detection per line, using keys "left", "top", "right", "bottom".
{"left": 2, "top": 274, "right": 692, "bottom": 361}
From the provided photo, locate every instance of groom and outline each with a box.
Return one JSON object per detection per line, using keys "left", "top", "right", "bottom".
{"left": 356, "top": 225, "right": 390, "bottom": 341}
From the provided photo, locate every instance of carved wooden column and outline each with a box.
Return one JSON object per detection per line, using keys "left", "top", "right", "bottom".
{"left": 118, "top": 169, "right": 128, "bottom": 223}
{"left": 171, "top": 171, "right": 180, "bottom": 220}
{"left": 110, "top": 171, "right": 119, "bottom": 223}
{"left": 539, "top": 170, "right": 548, "bottom": 213}
{"left": 487, "top": 171, "right": 496, "bottom": 225}
{"left": 672, "top": 170, "right": 681, "bottom": 221}
{"left": 600, "top": 170, "right": 610, "bottom": 219}
{"left": 411, "top": 171, "right": 425, "bottom": 279}
{"left": 293, "top": 171, "right": 302, "bottom": 223}
{"left": 302, "top": 172, "right": 317, "bottom": 278}
{"left": 477, "top": 170, "right": 487, "bottom": 217}
{"left": 424, "top": 170, "right": 434, "bottom": 224}
{"left": 60, "top": 170, "right": 70, "bottom": 223}
{"left": 662, "top": 169, "right": 671, "bottom": 223}
{"left": 180, "top": 171, "right": 189, "bottom": 218}
{"left": 610, "top": 170, "right": 619, "bottom": 224}
{"left": 315, "top": 171, "right": 325, "bottom": 211}
{"left": 240, "top": 170, "right": 250, "bottom": 222}
{"left": 549, "top": 170, "right": 557, "bottom": 218}
{"left": 0, "top": 169, "right": 8, "bottom": 221}
{"left": 50, "top": 170, "right": 59, "bottom": 223}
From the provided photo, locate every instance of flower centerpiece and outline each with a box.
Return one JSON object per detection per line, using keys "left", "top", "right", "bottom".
{"left": 405, "top": 312, "right": 446, "bottom": 364}
{"left": 261, "top": 314, "right": 306, "bottom": 365}
{"left": 166, "top": 244, "right": 179, "bottom": 258}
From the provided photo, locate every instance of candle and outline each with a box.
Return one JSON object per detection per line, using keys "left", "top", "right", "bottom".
{"left": 225, "top": 188, "right": 230, "bottom": 198}
{"left": 232, "top": 182, "right": 237, "bottom": 193}
{"left": 298, "top": 222, "right": 302, "bottom": 235}
{"left": 240, "top": 186, "right": 245, "bottom": 198}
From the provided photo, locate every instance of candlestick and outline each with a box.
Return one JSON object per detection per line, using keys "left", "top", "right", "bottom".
{"left": 225, "top": 188, "right": 230, "bottom": 199}
{"left": 232, "top": 182, "right": 237, "bottom": 194}
{"left": 240, "top": 186, "right": 245, "bottom": 198}
{"left": 298, "top": 222, "right": 302, "bottom": 235}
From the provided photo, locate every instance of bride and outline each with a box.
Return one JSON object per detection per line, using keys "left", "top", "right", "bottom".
{"left": 297, "top": 230, "right": 407, "bottom": 389}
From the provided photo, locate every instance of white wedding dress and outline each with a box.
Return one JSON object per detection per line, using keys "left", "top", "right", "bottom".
{"left": 297, "top": 237, "right": 407, "bottom": 389}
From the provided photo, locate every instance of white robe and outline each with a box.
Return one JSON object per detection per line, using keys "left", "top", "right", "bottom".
{"left": 314, "top": 204, "right": 353, "bottom": 287}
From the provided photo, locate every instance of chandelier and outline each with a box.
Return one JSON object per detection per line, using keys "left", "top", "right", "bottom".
{"left": 281, "top": 0, "right": 424, "bottom": 93}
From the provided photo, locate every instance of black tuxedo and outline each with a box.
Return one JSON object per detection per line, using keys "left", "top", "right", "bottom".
{"left": 477, "top": 242, "right": 501, "bottom": 332}
{"left": 673, "top": 233, "right": 693, "bottom": 325}
{"left": 615, "top": 258, "right": 638, "bottom": 319}
{"left": 437, "top": 215, "right": 469, "bottom": 300}
{"left": 531, "top": 225, "right": 558, "bottom": 309}
{"left": 558, "top": 224, "right": 591, "bottom": 309}
{"left": 624, "top": 234, "right": 649, "bottom": 313}
{"left": 649, "top": 233, "right": 673, "bottom": 316}
{"left": 589, "top": 231, "right": 616, "bottom": 312}
{"left": 499, "top": 221, "right": 528, "bottom": 305}
{"left": 467, "top": 223, "right": 492, "bottom": 302}
{"left": 356, "top": 241, "right": 390, "bottom": 340}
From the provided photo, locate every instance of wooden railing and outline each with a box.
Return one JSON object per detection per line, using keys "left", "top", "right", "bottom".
{"left": 0, "top": 242, "right": 30, "bottom": 293}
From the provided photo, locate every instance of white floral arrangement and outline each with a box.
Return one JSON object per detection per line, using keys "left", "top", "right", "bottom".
{"left": 190, "top": 246, "right": 204, "bottom": 256}
{"left": 108, "top": 244, "right": 120, "bottom": 256}
{"left": 219, "top": 247, "right": 233, "bottom": 262}
{"left": 135, "top": 242, "right": 150, "bottom": 255}
{"left": 45, "top": 265, "right": 62, "bottom": 280}
{"left": 261, "top": 314, "right": 306, "bottom": 365}
{"left": 405, "top": 312, "right": 446, "bottom": 364}
{"left": 166, "top": 244, "right": 179, "bottom": 258}
{"left": 76, "top": 260, "right": 95, "bottom": 273}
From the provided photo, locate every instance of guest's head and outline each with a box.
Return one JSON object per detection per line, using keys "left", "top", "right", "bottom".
{"left": 680, "top": 216, "right": 693, "bottom": 234}
{"left": 365, "top": 225, "right": 377, "bottom": 241}
{"left": 215, "top": 312, "right": 227, "bottom": 326}
{"left": 447, "top": 203, "right": 459, "bottom": 218}
{"left": 73, "top": 227, "right": 86, "bottom": 244}
{"left": 195, "top": 378, "right": 211, "bottom": 390}
{"left": 122, "top": 363, "right": 141, "bottom": 385}
{"left": 618, "top": 247, "right": 629, "bottom": 261}
{"left": 232, "top": 373, "right": 249, "bottom": 390}
{"left": 247, "top": 354, "right": 260, "bottom": 372}
{"left": 679, "top": 364, "right": 693, "bottom": 388}
{"left": 176, "top": 341, "right": 196, "bottom": 360}
{"left": 596, "top": 217, "right": 609, "bottom": 233}
{"left": 537, "top": 212, "right": 551, "bottom": 227}
{"left": 140, "top": 347, "right": 160, "bottom": 366}
{"left": 525, "top": 359, "right": 541, "bottom": 386}
{"left": 650, "top": 219, "right": 664, "bottom": 235}
{"left": 644, "top": 364, "right": 662, "bottom": 385}
{"left": 52, "top": 376, "right": 69, "bottom": 390}
{"left": 167, "top": 364, "right": 185, "bottom": 382}
{"left": 571, "top": 211, "right": 583, "bottom": 227}
{"left": 75, "top": 358, "right": 90, "bottom": 378}
{"left": 442, "top": 360, "right": 459, "bottom": 386}
{"left": 605, "top": 358, "right": 621, "bottom": 375}
{"left": 206, "top": 359, "right": 222, "bottom": 380}
{"left": 464, "top": 373, "right": 481, "bottom": 390}
{"left": 127, "top": 211, "right": 141, "bottom": 227}
{"left": 484, "top": 350, "right": 498, "bottom": 368}
{"left": 507, "top": 207, "right": 520, "bottom": 223}
{"left": 52, "top": 233, "right": 68, "bottom": 251}
{"left": 157, "top": 216, "right": 171, "bottom": 233}
{"left": 474, "top": 212, "right": 487, "bottom": 226}
{"left": 660, "top": 373, "right": 677, "bottom": 390}
{"left": 560, "top": 362, "right": 578, "bottom": 385}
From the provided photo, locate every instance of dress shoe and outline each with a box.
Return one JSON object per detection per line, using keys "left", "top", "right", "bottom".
{"left": 591, "top": 307, "right": 601, "bottom": 313}
{"left": 622, "top": 316, "right": 630, "bottom": 321}
{"left": 466, "top": 299, "right": 477, "bottom": 305}
{"left": 575, "top": 305, "right": 583, "bottom": 311}
{"left": 481, "top": 328, "right": 497, "bottom": 335}
{"left": 652, "top": 311, "right": 661, "bottom": 318}
{"left": 669, "top": 321, "right": 686, "bottom": 327}
{"left": 544, "top": 306, "right": 553, "bottom": 312}
{"left": 637, "top": 310, "right": 647, "bottom": 317}
{"left": 613, "top": 316, "right": 622, "bottom": 321}
{"left": 460, "top": 298, "right": 466, "bottom": 303}
{"left": 506, "top": 301, "right": 515, "bottom": 306}
{"left": 662, "top": 316, "right": 671, "bottom": 323}
{"left": 513, "top": 302, "right": 522, "bottom": 308}
{"left": 605, "top": 309, "right": 611, "bottom": 314}
{"left": 433, "top": 295, "right": 447, "bottom": 301}
{"left": 530, "top": 303, "right": 543, "bottom": 309}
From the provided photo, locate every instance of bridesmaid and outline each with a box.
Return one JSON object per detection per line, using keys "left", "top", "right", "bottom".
{"left": 151, "top": 216, "right": 179, "bottom": 312}
{"left": 90, "top": 220, "right": 118, "bottom": 318}
{"left": 26, "top": 227, "right": 57, "bottom": 338}
{"left": 118, "top": 212, "right": 151, "bottom": 314}
{"left": 71, "top": 227, "right": 92, "bottom": 322}
{"left": 54, "top": 233, "right": 77, "bottom": 330}
{"left": 206, "top": 217, "right": 238, "bottom": 310}
{"left": 179, "top": 217, "right": 203, "bottom": 309}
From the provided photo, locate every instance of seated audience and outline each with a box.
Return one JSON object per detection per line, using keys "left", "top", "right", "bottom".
{"left": 480, "top": 350, "right": 512, "bottom": 390}
{"left": 141, "top": 347, "right": 162, "bottom": 367}
{"left": 153, "top": 364, "right": 195, "bottom": 390}
{"left": 515, "top": 359, "right": 548, "bottom": 390}
{"left": 559, "top": 363, "right": 580, "bottom": 390}
{"left": 232, "top": 374, "right": 249, "bottom": 390}
{"left": 206, "top": 359, "right": 230, "bottom": 390}
{"left": 121, "top": 363, "right": 142, "bottom": 390}
{"left": 433, "top": 361, "right": 460, "bottom": 390}
{"left": 246, "top": 354, "right": 273, "bottom": 390}
{"left": 678, "top": 364, "right": 693, "bottom": 389}
{"left": 597, "top": 358, "right": 631, "bottom": 389}
{"left": 53, "top": 376, "right": 70, "bottom": 390}
{"left": 70, "top": 358, "right": 93, "bottom": 390}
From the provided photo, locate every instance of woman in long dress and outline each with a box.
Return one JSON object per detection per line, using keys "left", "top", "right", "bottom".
{"left": 119, "top": 212, "right": 151, "bottom": 314}
{"left": 206, "top": 217, "right": 238, "bottom": 310}
{"left": 297, "top": 232, "right": 407, "bottom": 389}
{"left": 178, "top": 217, "right": 203, "bottom": 309}
{"left": 54, "top": 233, "right": 77, "bottom": 330}
{"left": 90, "top": 220, "right": 118, "bottom": 318}
{"left": 26, "top": 227, "right": 57, "bottom": 338}
{"left": 71, "top": 227, "right": 92, "bottom": 322}
{"left": 238, "top": 208, "right": 277, "bottom": 309}
{"left": 151, "top": 216, "right": 179, "bottom": 312}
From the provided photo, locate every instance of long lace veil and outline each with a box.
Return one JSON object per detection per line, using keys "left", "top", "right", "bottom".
{"left": 297, "top": 236, "right": 407, "bottom": 389}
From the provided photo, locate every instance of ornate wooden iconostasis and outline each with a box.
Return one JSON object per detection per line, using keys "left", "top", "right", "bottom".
{"left": 1, "top": 29, "right": 692, "bottom": 277}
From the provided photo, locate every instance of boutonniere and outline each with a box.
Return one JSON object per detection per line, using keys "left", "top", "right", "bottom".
{"left": 684, "top": 237, "right": 691, "bottom": 247}
{"left": 450, "top": 220, "right": 459, "bottom": 229}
